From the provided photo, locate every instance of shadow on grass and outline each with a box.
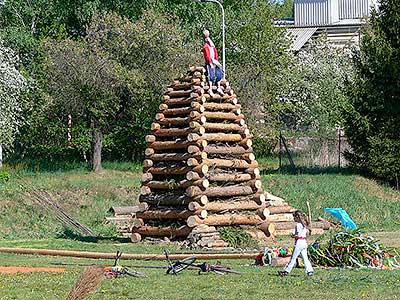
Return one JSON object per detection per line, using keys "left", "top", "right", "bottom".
{"left": 261, "top": 166, "right": 356, "bottom": 176}
{"left": 57, "top": 228, "right": 131, "bottom": 244}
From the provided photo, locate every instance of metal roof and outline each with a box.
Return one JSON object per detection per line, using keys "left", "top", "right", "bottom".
{"left": 287, "top": 27, "right": 318, "bottom": 51}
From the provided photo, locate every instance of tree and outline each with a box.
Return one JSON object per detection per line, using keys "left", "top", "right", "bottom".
{"left": 0, "top": 40, "right": 28, "bottom": 166}
{"left": 282, "top": 39, "right": 355, "bottom": 136}
{"left": 344, "top": 0, "right": 400, "bottom": 187}
{"left": 226, "top": 2, "right": 293, "bottom": 154}
{"left": 43, "top": 36, "right": 135, "bottom": 172}
{"left": 43, "top": 11, "right": 195, "bottom": 171}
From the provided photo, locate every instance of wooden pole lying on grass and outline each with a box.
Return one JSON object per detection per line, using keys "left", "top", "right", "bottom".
{"left": 0, "top": 247, "right": 257, "bottom": 260}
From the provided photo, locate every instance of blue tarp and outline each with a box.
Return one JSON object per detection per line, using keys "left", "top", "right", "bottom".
{"left": 324, "top": 208, "right": 357, "bottom": 229}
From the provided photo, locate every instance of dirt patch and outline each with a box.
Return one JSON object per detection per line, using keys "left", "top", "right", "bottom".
{"left": 0, "top": 266, "right": 65, "bottom": 274}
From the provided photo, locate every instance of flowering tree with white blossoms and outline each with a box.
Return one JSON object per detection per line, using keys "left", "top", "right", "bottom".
{"left": 0, "top": 40, "right": 28, "bottom": 166}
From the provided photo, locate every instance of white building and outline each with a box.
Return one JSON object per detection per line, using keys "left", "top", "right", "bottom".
{"left": 282, "top": 0, "right": 378, "bottom": 50}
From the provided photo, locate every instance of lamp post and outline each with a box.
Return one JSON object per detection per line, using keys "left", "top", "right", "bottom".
{"left": 196, "top": 0, "right": 226, "bottom": 77}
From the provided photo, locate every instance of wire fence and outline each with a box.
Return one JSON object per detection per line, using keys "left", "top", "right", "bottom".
{"left": 277, "top": 130, "right": 351, "bottom": 170}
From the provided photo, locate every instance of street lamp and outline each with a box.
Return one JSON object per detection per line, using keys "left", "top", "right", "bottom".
{"left": 196, "top": 0, "right": 226, "bottom": 77}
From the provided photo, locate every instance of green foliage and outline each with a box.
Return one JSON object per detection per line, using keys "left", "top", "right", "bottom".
{"left": 218, "top": 226, "right": 258, "bottom": 249}
{"left": 0, "top": 170, "right": 10, "bottom": 184}
{"left": 227, "top": 1, "right": 293, "bottom": 148}
{"left": 282, "top": 39, "right": 354, "bottom": 137}
{"left": 344, "top": 0, "right": 400, "bottom": 186}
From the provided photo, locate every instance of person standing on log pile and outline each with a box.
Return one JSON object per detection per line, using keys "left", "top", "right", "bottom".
{"left": 278, "top": 210, "right": 314, "bottom": 276}
{"left": 202, "top": 29, "right": 224, "bottom": 97}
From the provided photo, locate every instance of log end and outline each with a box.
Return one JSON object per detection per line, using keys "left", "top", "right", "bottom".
{"left": 198, "top": 210, "right": 208, "bottom": 219}
{"left": 145, "top": 148, "right": 155, "bottom": 156}
{"left": 187, "top": 216, "right": 202, "bottom": 228}
{"left": 131, "top": 232, "right": 142, "bottom": 243}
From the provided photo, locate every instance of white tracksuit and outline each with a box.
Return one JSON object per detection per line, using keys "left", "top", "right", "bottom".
{"left": 284, "top": 223, "right": 314, "bottom": 274}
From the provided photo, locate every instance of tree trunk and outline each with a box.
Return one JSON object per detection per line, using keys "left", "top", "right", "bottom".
{"left": 90, "top": 119, "right": 103, "bottom": 173}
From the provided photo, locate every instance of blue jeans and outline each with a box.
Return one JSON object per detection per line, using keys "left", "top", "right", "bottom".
{"left": 206, "top": 64, "right": 223, "bottom": 83}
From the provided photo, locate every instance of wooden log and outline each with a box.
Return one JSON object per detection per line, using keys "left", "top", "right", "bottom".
{"left": 139, "top": 194, "right": 208, "bottom": 206}
{"left": 242, "top": 153, "right": 256, "bottom": 162}
{"left": 138, "top": 202, "right": 149, "bottom": 212}
{"left": 191, "top": 133, "right": 244, "bottom": 143}
{"left": 259, "top": 222, "right": 275, "bottom": 236}
{"left": 202, "top": 240, "right": 230, "bottom": 248}
{"left": 204, "top": 145, "right": 252, "bottom": 155}
{"left": 167, "top": 90, "right": 193, "bottom": 98}
{"left": 205, "top": 158, "right": 256, "bottom": 169}
{"left": 151, "top": 123, "right": 161, "bottom": 130}
{"left": 246, "top": 167, "right": 260, "bottom": 176}
{"left": 137, "top": 209, "right": 207, "bottom": 220}
{"left": 207, "top": 173, "right": 254, "bottom": 182}
{"left": 143, "top": 159, "right": 153, "bottom": 168}
{"left": 131, "top": 233, "right": 142, "bottom": 243}
{"left": 140, "top": 186, "right": 152, "bottom": 196}
{"left": 162, "top": 107, "right": 194, "bottom": 116}
{"left": 157, "top": 116, "right": 192, "bottom": 126}
{"left": 145, "top": 148, "right": 155, "bottom": 156}
{"left": 187, "top": 213, "right": 263, "bottom": 227}
{"left": 189, "top": 66, "right": 206, "bottom": 73}
{"left": 149, "top": 152, "right": 207, "bottom": 162}
{"left": 187, "top": 145, "right": 200, "bottom": 154}
{"left": 272, "top": 221, "right": 331, "bottom": 231}
{"left": 187, "top": 158, "right": 200, "bottom": 166}
{"left": 249, "top": 179, "right": 263, "bottom": 190}
{"left": 144, "top": 166, "right": 188, "bottom": 175}
{"left": 148, "top": 141, "right": 189, "bottom": 151}
{"left": 268, "top": 205, "right": 294, "bottom": 215}
{"left": 202, "top": 102, "right": 241, "bottom": 111}
{"left": 265, "top": 192, "right": 286, "bottom": 204}
{"left": 188, "top": 199, "right": 263, "bottom": 212}
{"left": 191, "top": 225, "right": 218, "bottom": 234}
{"left": 153, "top": 123, "right": 206, "bottom": 137}
{"left": 132, "top": 225, "right": 192, "bottom": 237}
{"left": 202, "top": 123, "right": 249, "bottom": 135}
{"left": 243, "top": 229, "right": 269, "bottom": 241}
{"left": 0, "top": 248, "right": 262, "bottom": 260}
{"left": 203, "top": 93, "right": 238, "bottom": 103}
{"left": 188, "top": 185, "right": 254, "bottom": 198}
{"left": 202, "top": 111, "right": 244, "bottom": 122}
{"left": 267, "top": 213, "right": 294, "bottom": 222}
{"left": 144, "top": 180, "right": 180, "bottom": 190}
{"left": 179, "top": 179, "right": 210, "bottom": 189}
{"left": 186, "top": 171, "right": 201, "bottom": 181}
{"left": 165, "top": 96, "right": 206, "bottom": 107}
{"left": 141, "top": 173, "right": 153, "bottom": 183}
{"left": 105, "top": 216, "right": 132, "bottom": 223}
{"left": 109, "top": 206, "right": 143, "bottom": 215}
{"left": 257, "top": 207, "right": 270, "bottom": 220}
{"left": 145, "top": 135, "right": 156, "bottom": 143}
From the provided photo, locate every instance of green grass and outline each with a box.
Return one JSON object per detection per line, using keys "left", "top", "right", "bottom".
{"left": 0, "top": 160, "right": 399, "bottom": 240}
{"left": 0, "top": 251, "right": 399, "bottom": 300}
{"left": 262, "top": 172, "right": 400, "bottom": 230}
{"left": 0, "top": 160, "right": 400, "bottom": 299}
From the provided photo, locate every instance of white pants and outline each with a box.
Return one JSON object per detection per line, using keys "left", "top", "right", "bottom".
{"left": 284, "top": 240, "right": 314, "bottom": 274}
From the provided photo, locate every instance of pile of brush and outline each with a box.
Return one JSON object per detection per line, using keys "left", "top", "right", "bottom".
{"left": 309, "top": 230, "right": 400, "bottom": 269}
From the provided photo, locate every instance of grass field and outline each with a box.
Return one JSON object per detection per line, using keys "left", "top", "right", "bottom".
{"left": 0, "top": 248, "right": 399, "bottom": 300}
{"left": 0, "top": 160, "right": 399, "bottom": 299}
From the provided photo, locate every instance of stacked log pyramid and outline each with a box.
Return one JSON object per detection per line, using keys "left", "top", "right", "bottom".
{"left": 119, "top": 66, "right": 332, "bottom": 247}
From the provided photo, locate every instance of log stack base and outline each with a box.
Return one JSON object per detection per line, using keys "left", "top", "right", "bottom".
{"left": 106, "top": 66, "right": 332, "bottom": 248}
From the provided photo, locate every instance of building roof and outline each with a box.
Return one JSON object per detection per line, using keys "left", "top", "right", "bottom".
{"left": 287, "top": 27, "right": 318, "bottom": 51}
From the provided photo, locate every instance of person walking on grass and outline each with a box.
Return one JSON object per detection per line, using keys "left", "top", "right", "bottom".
{"left": 202, "top": 29, "right": 224, "bottom": 97}
{"left": 278, "top": 210, "right": 314, "bottom": 276}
